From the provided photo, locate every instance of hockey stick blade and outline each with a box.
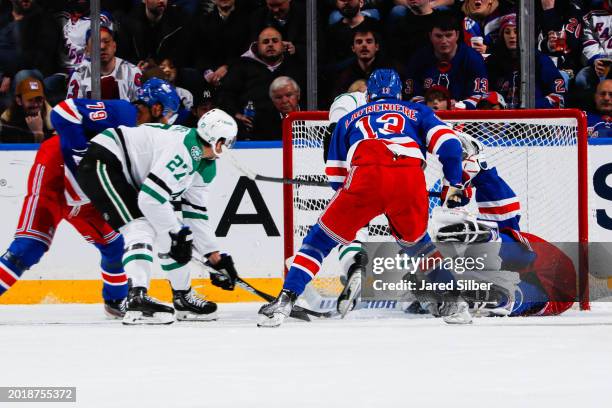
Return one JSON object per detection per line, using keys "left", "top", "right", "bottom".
{"left": 234, "top": 278, "right": 275, "bottom": 302}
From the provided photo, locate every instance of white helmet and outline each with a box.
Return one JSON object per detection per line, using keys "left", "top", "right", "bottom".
{"left": 196, "top": 108, "right": 238, "bottom": 157}
{"left": 456, "top": 132, "right": 488, "bottom": 185}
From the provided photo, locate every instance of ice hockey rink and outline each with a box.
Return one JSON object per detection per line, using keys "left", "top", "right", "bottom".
{"left": 1, "top": 303, "right": 611, "bottom": 408}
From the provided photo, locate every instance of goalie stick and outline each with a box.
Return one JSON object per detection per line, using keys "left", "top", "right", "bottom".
{"left": 223, "top": 148, "right": 447, "bottom": 195}
{"left": 190, "top": 255, "right": 332, "bottom": 320}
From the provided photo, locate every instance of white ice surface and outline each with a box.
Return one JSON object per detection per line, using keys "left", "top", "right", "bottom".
{"left": 1, "top": 303, "right": 611, "bottom": 408}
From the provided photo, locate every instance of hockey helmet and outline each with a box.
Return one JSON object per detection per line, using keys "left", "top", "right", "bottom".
{"left": 196, "top": 108, "right": 238, "bottom": 157}
{"left": 136, "top": 78, "right": 180, "bottom": 124}
{"left": 367, "top": 69, "right": 402, "bottom": 101}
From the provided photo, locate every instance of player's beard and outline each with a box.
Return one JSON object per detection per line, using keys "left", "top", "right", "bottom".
{"left": 340, "top": 6, "right": 359, "bottom": 19}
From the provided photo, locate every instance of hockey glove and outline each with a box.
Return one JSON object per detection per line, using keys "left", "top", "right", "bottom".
{"left": 168, "top": 226, "right": 193, "bottom": 264}
{"left": 209, "top": 254, "right": 238, "bottom": 291}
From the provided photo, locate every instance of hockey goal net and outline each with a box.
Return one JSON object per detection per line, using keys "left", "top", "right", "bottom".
{"left": 283, "top": 109, "right": 589, "bottom": 310}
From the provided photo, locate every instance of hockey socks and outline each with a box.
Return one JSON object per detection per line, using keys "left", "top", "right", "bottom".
{"left": 284, "top": 224, "right": 339, "bottom": 295}
{"left": 96, "top": 237, "right": 129, "bottom": 302}
{"left": 0, "top": 238, "right": 47, "bottom": 295}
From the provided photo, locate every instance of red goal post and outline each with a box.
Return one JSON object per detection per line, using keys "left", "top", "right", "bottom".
{"left": 282, "top": 109, "right": 589, "bottom": 310}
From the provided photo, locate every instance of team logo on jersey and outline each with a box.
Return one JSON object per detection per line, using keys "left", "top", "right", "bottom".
{"left": 191, "top": 146, "right": 202, "bottom": 162}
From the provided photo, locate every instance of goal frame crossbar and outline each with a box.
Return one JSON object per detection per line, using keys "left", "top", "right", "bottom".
{"left": 282, "top": 109, "right": 589, "bottom": 310}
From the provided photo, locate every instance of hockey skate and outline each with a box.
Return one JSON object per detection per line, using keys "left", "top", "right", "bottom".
{"left": 464, "top": 283, "right": 514, "bottom": 317}
{"left": 439, "top": 300, "right": 473, "bottom": 324}
{"left": 104, "top": 298, "right": 127, "bottom": 319}
{"left": 172, "top": 287, "right": 218, "bottom": 321}
{"left": 337, "top": 252, "right": 366, "bottom": 318}
{"left": 257, "top": 289, "right": 297, "bottom": 327}
{"left": 123, "top": 287, "right": 175, "bottom": 325}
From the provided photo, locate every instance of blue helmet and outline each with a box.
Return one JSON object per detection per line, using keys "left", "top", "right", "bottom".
{"left": 136, "top": 78, "right": 180, "bottom": 124}
{"left": 367, "top": 69, "right": 402, "bottom": 101}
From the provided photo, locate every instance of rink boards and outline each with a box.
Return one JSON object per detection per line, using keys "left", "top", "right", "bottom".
{"left": 1, "top": 141, "right": 612, "bottom": 303}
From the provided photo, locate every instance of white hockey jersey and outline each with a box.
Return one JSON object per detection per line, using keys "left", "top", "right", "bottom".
{"left": 67, "top": 57, "right": 142, "bottom": 101}
{"left": 58, "top": 12, "right": 114, "bottom": 72}
{"left": 91, "top": 124, "right": 218, "bottom": 255}
{"left": 329, "top": 91, "right": 367, "bottom": 123}
{"left": 581, "top": 9, "right": 612, "bottom": 64}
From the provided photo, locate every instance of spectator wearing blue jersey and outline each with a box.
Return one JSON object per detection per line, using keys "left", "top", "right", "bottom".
{"left": 587, "top": 78, "right": 612, "bottom": 137}
{"left": 404, "top": 12, "right": 489, "bottom": 103}
{"left": 460, "top": 0, "right": 516, "bottom": 54}
{"left": 486, "top": 13, "right": 567, "bottom": 108}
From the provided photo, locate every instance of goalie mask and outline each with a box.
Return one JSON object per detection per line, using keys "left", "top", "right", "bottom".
{"left": 196, "top": 108, "right": 238, "bottom": 157}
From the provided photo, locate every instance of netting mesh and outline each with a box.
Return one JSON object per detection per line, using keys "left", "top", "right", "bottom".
{"left": 288, "top": 113, "right": 582, "bottom": 298}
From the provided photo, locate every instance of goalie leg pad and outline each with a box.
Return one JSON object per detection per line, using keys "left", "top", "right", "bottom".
{"left": 337, "top": 251, "right": 368, "bottom": 317}
{"left": 436, "top": 220, "right": 497, "bottom": 244}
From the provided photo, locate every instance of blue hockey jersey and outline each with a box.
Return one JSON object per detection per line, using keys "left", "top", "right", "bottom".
{"left": 471, "top": 166, "right": 521, "bottom": 230}
{"left": 326, "top": 99, "right": 462, "bottom": 190}
{"left": 587, "top": 111, "right": 612, "bottom": 138}
{"left": 50, "top": 98, "right": 138, "bottom": 205}
{"left": 486, "top": 50, "right": 566, "bottom": 109}
{"left": 404, "top": 42, "right": 489, "bottom": 102}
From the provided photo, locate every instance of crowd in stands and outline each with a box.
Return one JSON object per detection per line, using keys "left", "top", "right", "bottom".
{"left": 1, "top": 0, "right": 612, "bottom": 142}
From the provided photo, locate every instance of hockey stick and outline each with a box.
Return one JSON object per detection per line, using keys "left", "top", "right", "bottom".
{"left": 191, "top": 255, "right": 329, "bottom": 321}
{"left": 190, "top": 255, "right": 276, "bottom": 301}
{"left": 224, "top": 148, "right": 446, "bottom": 194}
{"left": 222, "top": 146, "right": 329, "bottom": 187}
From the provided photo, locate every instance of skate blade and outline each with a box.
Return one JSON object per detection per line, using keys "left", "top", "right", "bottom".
{"left": 176, "top": 311, "right": 218, "bottom": 321}
{"left": 443, "top": 311, "right": 473, "bottom": 325}
{"left": 104, "top": 309, "right": 124, "bottom": 320}
{"left": 122, "top": 311, "right": 175, "bottom": 325}
{"left": 339, "top": 275, "right": 362, "bottom": 319}
{"left": 257, "top": 312, "right": 286, "bottom": 328}
{"left": 472, "top": 307, "right": 511, "bottom": 318}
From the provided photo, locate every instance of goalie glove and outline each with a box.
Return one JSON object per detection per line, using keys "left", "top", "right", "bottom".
{"left": 209, "top": 254, "right": 238, "bottom": 291}
{"left": 440, "top": 184, "right": 472, "bottom": 208}
{"left": 168, "top": 226, "right": 193, "bottom": 264}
